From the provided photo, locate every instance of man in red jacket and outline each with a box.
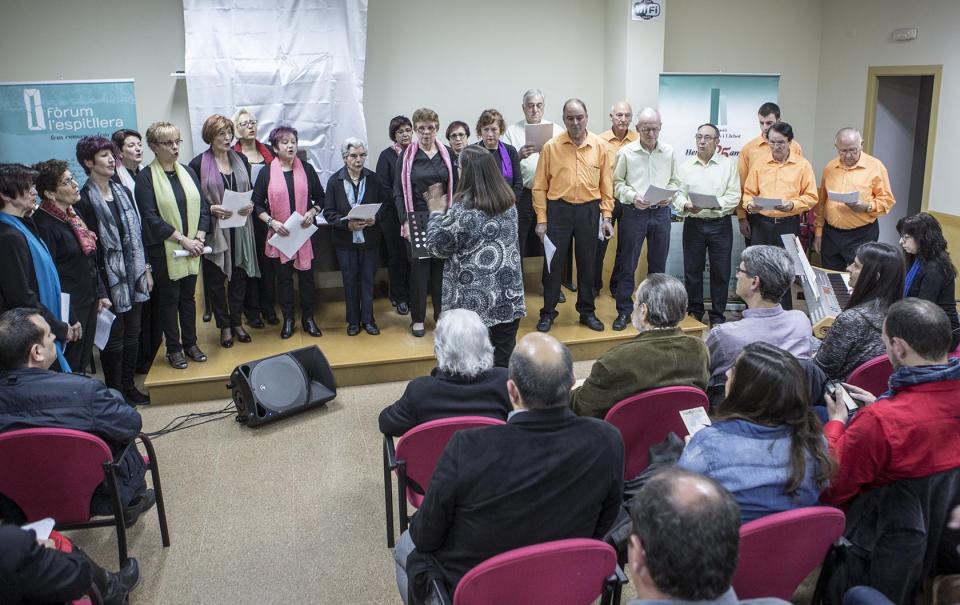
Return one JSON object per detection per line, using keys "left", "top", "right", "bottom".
{"left": 822, "top": 297, "right": 960, "bottom": 506}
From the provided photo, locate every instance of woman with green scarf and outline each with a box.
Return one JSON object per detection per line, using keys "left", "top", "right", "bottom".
{"left": 189, "top": 114, "right": 259, "bottom": 349}
{"left": 135, "top": 122, "right": 211, "bottom": 370}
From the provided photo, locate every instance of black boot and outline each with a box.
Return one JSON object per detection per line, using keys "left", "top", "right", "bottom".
{"left": 280, "top": 318, "right": 295, "bottom": 339}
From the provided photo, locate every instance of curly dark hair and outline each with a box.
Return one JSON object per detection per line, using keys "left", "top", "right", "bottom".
{"left": 32, "top": 159, "right": 70, "bottom": 201}
{"left": 897, "top": 212, "right": 957, "bottom": 280}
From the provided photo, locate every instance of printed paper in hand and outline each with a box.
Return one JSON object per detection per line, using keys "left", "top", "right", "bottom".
{"left": 21, "top": 518, "right": 55, "bottom": 541}
{"left": 525, "top": 123, "right": 554, "bottom": 150}
{"left": 94, "top": 308, "right": 116, "bottom": 351}
{"left": 688, "top": 192, "right": 721, "bottom": 209}
{"left": 267, "top": 212, "right": 318, "bottom": 259}
{"left": 345, "top": 203, "right": 381, "bottom": 221}
{"left": 679, "top": 406, "right": 712, "bottom": 436}
{"left": 753, "top": 196, "right": 783, "bottom": 210}
{"left": 642, "top": 184, "right": 679, "bottom": 206}
{"left": 172, "top": 246, "right": 213, "bottom": 258}
{"left": 543, "top": 234, "right": 557, "bottom": 274}
{"left": 828, "top": 190, "right": 860, "bottom": 205}
{"left": 60, "top": 293, "right": 70, "bottom": 323}
{"left": 218, "top": 190, "right": 253, "bottom": 229}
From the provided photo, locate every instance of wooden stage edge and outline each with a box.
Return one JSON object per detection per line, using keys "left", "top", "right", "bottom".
{"left": 144, "top": 289, "right": 708, "bottom": 405}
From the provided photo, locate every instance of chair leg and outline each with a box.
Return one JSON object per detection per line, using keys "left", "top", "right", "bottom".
{"left": 139, "top": 434, "right": 171, "bottom": 548}
{"left": 397, "top": 461, "right": 409, "bottom": 534}
{"left": 104, "top": 462, "right": 129, "bottom": 566}
{"left": 383, "top": 439, "right": 396, "bottom": 548}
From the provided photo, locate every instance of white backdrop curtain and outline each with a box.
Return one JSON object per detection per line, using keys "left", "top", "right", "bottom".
{"left": 183, "top": 0, "right": 368, "bottom": 181}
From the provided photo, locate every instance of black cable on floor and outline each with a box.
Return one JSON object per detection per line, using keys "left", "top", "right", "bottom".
{"left": 143, "top": 401, "right": 237, "bottom": 438}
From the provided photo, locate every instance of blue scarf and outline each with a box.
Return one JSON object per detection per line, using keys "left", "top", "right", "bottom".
{"left": 342, "top": 169, "right": 366, "bottom": 245}
{"left": 880, "top": 357, "right": 960, "bottom": 399}
{"left": 0, "top": 213, "right": 71, "bottom": 372}
{"left": 903, "top": 258, "right": 921, "bottom": 297}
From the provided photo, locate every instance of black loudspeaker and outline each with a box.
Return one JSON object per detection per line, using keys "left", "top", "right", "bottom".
{"left": 228, "top": 346, "right": 337, "bottom": 427}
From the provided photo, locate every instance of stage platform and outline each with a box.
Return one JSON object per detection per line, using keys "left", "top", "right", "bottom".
{"left": 144, "top": 289, "right": 708, "bottom": 405}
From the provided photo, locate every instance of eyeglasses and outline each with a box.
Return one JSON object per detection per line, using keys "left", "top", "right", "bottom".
{"left": 238, "top": 120, "right": 257, "bottom": 128}
{"left": 157, "top": 139, "right": 182, "bottom": 148}
{"left": 416, "top": 125, "right": 437, "bottom": 134}
{"left": 695, "top": 135, "right": 717, "bottom": 142}
{"left": 735, "top": 266, "right": 752, "bottom": 276}
{"left": 639, "top": 126, "right": 661, "bottom": 134}
{"left": 449, "top": 133, "right": 468, "bottom": 140}
{"left": 58, "top": 177, "right": 79, "bottom": 188}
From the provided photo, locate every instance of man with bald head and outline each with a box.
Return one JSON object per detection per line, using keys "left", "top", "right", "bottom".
{"left": 395, "top": 332, "right": 624, "bottom": 603}
{"left": 814, "top": 127, "right": 895, "bottom": 271}
{"left": 611, "top": 107, "right": 680, "bottom": 331}
{"left": 625, "top": 468, "right": 790, "bottom": 604}
{"left": 595, "top": 101, "right": 638, "bottom": 298}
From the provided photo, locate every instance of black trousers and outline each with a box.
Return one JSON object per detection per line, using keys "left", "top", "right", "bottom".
{"left": 149, "top": 248, "right": 199, "bottom": 354}
{"left": 379, "top": 208, "right": 410, "bottom": 304}
{"left": 336, "top": 246, "right": 378, "bottom": 325}
{"left": 204, "top": 257, "right": 248, "bottom": 329}
{"left": 409, "top": 255, "right": 444, "bottom": 324}
{"left": 683, "top": 215, "right": 734, "bottom": 324}
{"left": 821, "top": 220, "right": 879, "bottom": 272}
{"left": 540, "top": 199, "right": 600, "bottom": 318}
{"left": 244, "top": 218, "right": 277, "bottom": 321}
{"left": 594, "top": 201, "right": 623, "bottom": 291}
{"left": 489, "top": 318, "right": 521, "bottom": 368}
{"left": 64, "top": 295, "right": 97, "bottom": 373}
{"left": 615, "top": 204, "right": 672, "bottom": 315}
{"left": 747, "top": 213, "right": 801, "bottom": 310}
{"left": 516, "top": 188, "right": 540, "bottom": 258}
{"left": 136, "top": 292, "right": 162, "bottom": 373}
{"left": 276, "top": 258, "right": 317, "bottom": 321}
{"left": 101, "top": 302, "right": 142, "bottom": 392}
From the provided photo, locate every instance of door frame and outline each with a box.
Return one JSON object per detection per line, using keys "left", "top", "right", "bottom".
{"left": 862, "top": 65, "right": 942, "bottom": 212}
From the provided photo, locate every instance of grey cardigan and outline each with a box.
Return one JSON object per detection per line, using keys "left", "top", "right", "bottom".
{"left": 815, "top": 299, "right": 887, "bottom": 380}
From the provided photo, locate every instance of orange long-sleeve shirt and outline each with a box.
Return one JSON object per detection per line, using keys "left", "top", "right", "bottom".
{"left": 740, "top": 154, "right": 818, "bottom": 219}
{"left": 532, "top": 131, "right": 615, "bottom": 223}
{"left": 737, "top": 135, "right": 803, "bottom": 190}
{"left": 814, "top": 152, "right": 895, "bottom": 235}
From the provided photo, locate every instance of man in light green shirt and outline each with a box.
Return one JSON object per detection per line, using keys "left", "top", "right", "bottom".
{"left": 674, "top": 123, "right": 741, "bottom": 326}
{"left": 611, "top": 107, "right": 680, "bottom": 330}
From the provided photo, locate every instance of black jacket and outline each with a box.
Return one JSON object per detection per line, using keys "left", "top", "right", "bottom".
{"left": 32, "top": 208, "right": 100, "bottom": 316}
{"left": 0, "top": 368, "right": 147, "bottom": 517}
{"left": 322, "top": 166, "right": 386, "bottom": 251}
{"left": 907, "top": 261, "right": 960, "bottom": 350}
{"left": 0, "top": 525, "right": 93, "bottom": 605}
{"left": 134, "top": 164, "right": 211, "bottom": 249}
{"left": 378, "top": 367, "right": 512, "bottom": 437}
{"left": 0, "top": 221, "right": 69, "bottom": 342}
{"left": 406, "top": 405, "right": 624, "bottom": 597}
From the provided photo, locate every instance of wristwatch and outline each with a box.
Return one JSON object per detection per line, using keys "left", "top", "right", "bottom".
{"left": 177, "top": 234, "right": 185, "bottom": 245}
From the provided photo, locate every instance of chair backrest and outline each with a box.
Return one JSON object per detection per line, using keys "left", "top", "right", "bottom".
{"left": 732, "top": 506, "right": 845, "bottom": 600}
{"left": 604, "top": 386, "right": 709, "bottom": 479}
{"left": 0, "top": 428, "right": 112, "bottom": 523}
{"left": 396, "top": 416, "right": 505, "bottom": 505}
{"left": 846, "top": 354, "right": 893, "bottom": 397}
{"left": 453, "top": 538, "right": 617, "bottom": 605}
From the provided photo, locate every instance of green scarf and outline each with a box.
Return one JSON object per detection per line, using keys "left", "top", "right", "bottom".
{"left": 150, "top": 159, "right": 201, "bottom": 280}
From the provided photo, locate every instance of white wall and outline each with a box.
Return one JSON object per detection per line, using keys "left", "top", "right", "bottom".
{"left": 814, "top": 0, "right": 960, "bottom": 215}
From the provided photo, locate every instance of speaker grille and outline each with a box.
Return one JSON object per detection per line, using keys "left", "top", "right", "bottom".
{"left": 248, "top": 355, "right": 309, "bottom": 413}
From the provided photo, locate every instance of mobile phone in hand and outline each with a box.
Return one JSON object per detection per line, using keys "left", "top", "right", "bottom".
{"left": 827, "top": 380, "right": 858, "bottom": 411}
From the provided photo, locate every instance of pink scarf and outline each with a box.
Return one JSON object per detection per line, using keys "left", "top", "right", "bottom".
{"left": 400, "top": 139, "right": 454, "bottom": 216}
{"left": 263, "top": 157, "right": 314, "bottom": 271}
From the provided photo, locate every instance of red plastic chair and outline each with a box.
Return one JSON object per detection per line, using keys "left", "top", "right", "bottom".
{"left": 846, "top": 354, "right": 893, "bottom": 397}
{"left": 451, "top": 538, "right": 622, "bottom": 605}
{"left": 732, "top": 506, "right": 845, "bottom": 600}
{"left": 383, "top": 416, "right": 505, "bottom": 547}
{"left": 0, "top": 427, "right": 170, "bottom": 565}
{"left": 604, "top": 386, "right": 709, "bottom": 479}
{"left": 950, "top": 342, "right": 960, "bottom": 359}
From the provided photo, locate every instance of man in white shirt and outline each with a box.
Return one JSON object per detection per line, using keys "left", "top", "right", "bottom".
{"left": 502, "top": 89, "right": 564, "bottom": 259}
{"left": 674, "top": 123, "right": 741, "bottom": 326}
{"left": 611, "top": 107, "right": 680, "bottom": 331}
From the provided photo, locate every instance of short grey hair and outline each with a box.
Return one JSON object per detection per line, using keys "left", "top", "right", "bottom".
{"left": 835, "top": 127, "right": 862, "bottom": 143}
{"left": 434, "top": 309, "right": 494, "bottom": 379}
{"left": 522, "top": 89, "right": 544, "bottom": 105}
{"left": 633, "top": 273, "right": 687, "bottom": 328}
{"left": 741, "top": 245, "right": 794, "bottom": 302}
{"left": 340, "top": 137, "right": 366, "bottom": 158}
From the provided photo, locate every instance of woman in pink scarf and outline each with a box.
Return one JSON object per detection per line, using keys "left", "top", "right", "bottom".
{"left": 252, "top": 125, "right": 325, "bottom": 339}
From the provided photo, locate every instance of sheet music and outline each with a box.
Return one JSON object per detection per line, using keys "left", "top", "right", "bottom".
{"left": 345, "top": 203, "right": 381, "bottom": 221}
{"left": 94, "top": 308, "right": 116, "bottom": 351}
{"left": 218, "top": 190, "right": 253, "bottom": 229}
{"left": 642, "top": 184, "right": 678, "bottom": 206}
{"left": 59, "top": 293, "right": 70, "bottom": 323}
{"left": 753, "top": 196, "right": 783, "bottom": 210}
{"left": 688, "top": 192, "right": 721, "bottom": 209}
{"left": 267, "top": 212, "right": 318, "bottom": 258}
{"left": 524, "top": 123, "right": 554, "bottom": 150}
{"left": 543, "top": 235, "right": 557, "bottom": 274}
{"left": 679, "top": 407, "right": 711, "bottom": 436}
{"left": 828, "top": 190, "right": 860, "bottom": 205}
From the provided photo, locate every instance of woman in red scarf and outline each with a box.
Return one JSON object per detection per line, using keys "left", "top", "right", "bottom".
{"left": 33, "top": 159, "right": 102, "bottom": 373}
{"left": 252, "top": 125, "right": 325, "bottom": 339}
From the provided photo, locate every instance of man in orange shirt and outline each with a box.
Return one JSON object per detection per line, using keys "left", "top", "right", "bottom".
{"left": 533, "top": 99, "right": 615, "bottom": 332}
{"left": 814, "top": 127, "right": 896, "bottom": 271}
{"left": 741, "top": 121, "right": 818, "bottom": 309}
{"left": 737, "top": 102, "right": 803, "bottom": 241}
{"left": 595, "top": 101, "right": 637, "bottom": 298}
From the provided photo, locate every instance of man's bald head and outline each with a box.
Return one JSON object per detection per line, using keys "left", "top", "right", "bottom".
{"left": 508, "top": 333, "right": 574, "bottom": 410}
{"left": 834, "top": 127, "right": 863, "bottom": 167}
{"left": 635, "top": 107, "right": 661, "bottom": 124}
{"left": 610, "top": 101, "right": 633, "bottom": 115}
{"left": 835, "top": 127, "right": 862, "bottom": 147}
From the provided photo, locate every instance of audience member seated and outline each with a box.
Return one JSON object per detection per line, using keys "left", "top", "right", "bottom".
{"left": 815, "top": 242, "right": 903, "bottom": 380}
{"left": 378, "top": 309, "right": 511, "bottom": 437}
{"left": 0, "top": 308, "right": 154, "bottom": 524}
{"left": 706, "top": 245, "right": 812, "bottom": 401}
{"left": 678, "top": 342, "right": 832, "bottom": 522}
{"left": 822, "top": 298, "right": 960, "bottom": 506}
{"left": 0, "top": 525, "right": 140, "bottom": 605}
{"left": 570, "top": 273, "right": 709, "bottom": 418}
{"left": 394, "top": 332, "right": 624, "bottom": 604}
{"left": 897, "top": 212, "right": 960, "bottom": 351}
{"left": 624, "top": 468, "right": 790, "bottom": 604}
